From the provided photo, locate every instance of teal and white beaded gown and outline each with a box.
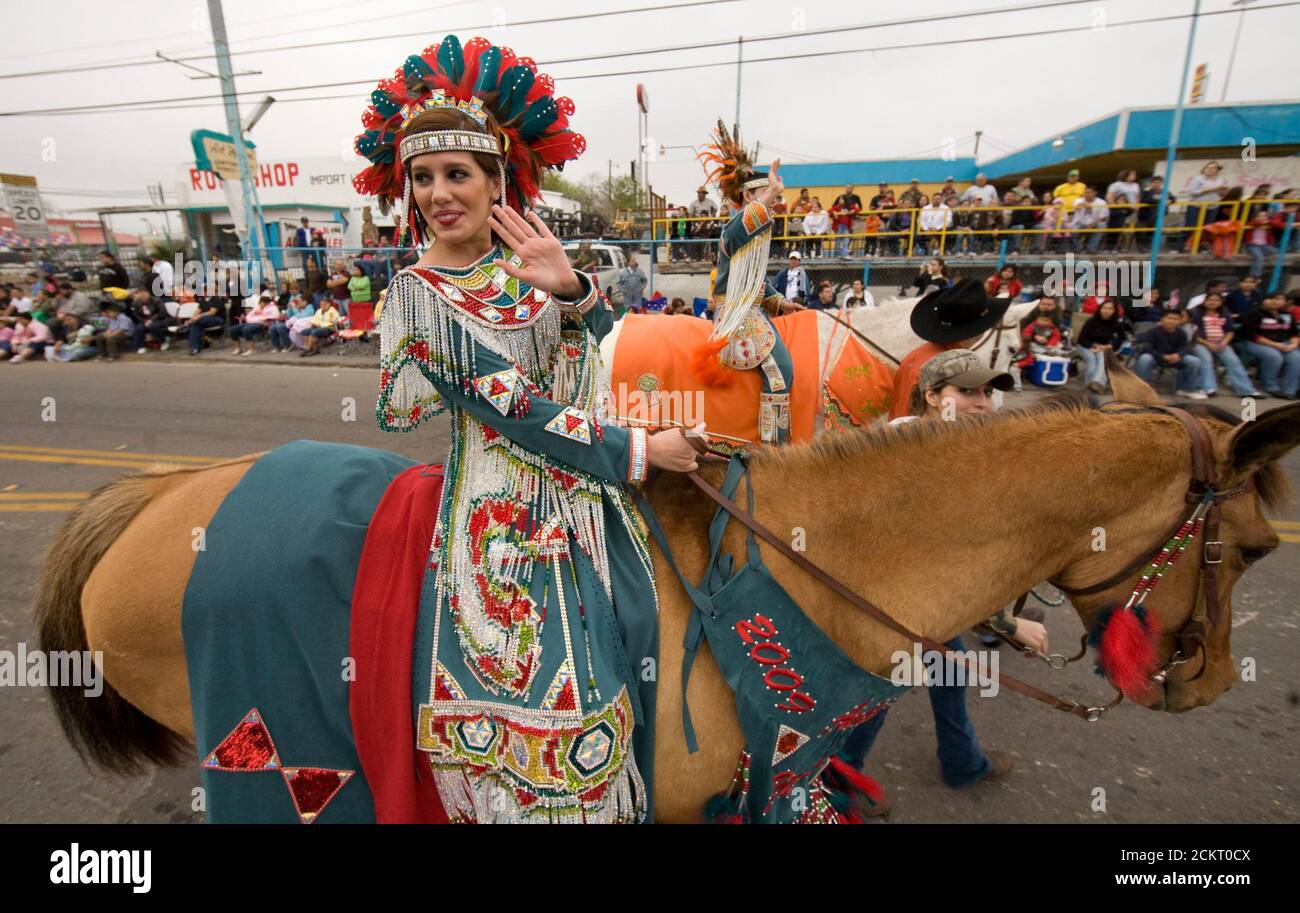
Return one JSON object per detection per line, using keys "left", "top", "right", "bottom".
{"left": 376, "top": 245, "right": 659, "bottom": 823}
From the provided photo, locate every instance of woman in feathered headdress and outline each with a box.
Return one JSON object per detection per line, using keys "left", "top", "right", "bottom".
{"left": 358, "top": 35, "right": 699, "bottom": 824}
{"left": 693, "top": 120, "right": 802, "bottom": 443}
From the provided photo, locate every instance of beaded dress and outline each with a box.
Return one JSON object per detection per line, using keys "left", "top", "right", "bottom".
{"left": 377, "top": 246, "right": 658, "bottom": 823}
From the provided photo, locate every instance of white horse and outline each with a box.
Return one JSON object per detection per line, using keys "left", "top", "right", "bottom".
{"left": 600, "top": 298, "right": 1040, "bottom": 431}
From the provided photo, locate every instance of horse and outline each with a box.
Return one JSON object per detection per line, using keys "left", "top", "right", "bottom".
{"left": 35, "top": 361, "right": 1299, "bottom": 823}
{"left": 600, "top": 298, "right": 1039, "bottom": 444}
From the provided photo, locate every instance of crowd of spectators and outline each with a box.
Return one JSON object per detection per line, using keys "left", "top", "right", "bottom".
{"left": 0, "top": 248, "right": 383, "bottom": 364}
{"left": 657, "top": 166, "right": 1298, "bottom": 271}
{"left": 1001, "top": 269, "right": 1300, "bottom": 399}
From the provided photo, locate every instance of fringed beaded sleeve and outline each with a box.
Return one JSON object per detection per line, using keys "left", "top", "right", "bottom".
{"left": 375, "top": 272, "right": 446, "bottom": 432}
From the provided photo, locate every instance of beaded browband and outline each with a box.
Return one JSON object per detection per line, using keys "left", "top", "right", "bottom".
{"left": 397, "top": 88, "right": 503, "bottom": 164}
{"left": 400, "top": 130, "right": 502, "bottom": 164}
{"left": 743, "top": 177, "right": 769, "bottom": 191}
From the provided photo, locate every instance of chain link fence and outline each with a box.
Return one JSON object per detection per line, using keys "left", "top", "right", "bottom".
{"left": 5, "top": 236, "right": 1295, "bottom": 314}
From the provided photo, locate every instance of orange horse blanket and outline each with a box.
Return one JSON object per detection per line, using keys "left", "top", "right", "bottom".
{"left": 608, "top": 311, "right": 893, "bottom": 445}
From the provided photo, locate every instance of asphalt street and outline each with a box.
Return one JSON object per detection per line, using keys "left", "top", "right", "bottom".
{"left": 0, "top": 355, "right": 1296, "bottom": 823}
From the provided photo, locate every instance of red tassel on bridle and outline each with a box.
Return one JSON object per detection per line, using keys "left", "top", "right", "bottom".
{"left": 1093, "top": 605, "right": 1161, "bottom": 699}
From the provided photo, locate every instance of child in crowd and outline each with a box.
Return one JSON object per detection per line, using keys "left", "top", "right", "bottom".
{"left": 1188, "top": 291, "right": 1261, "bottom": 398}
{"left": 984, "top": 264, "right": 1021, "bottom": 300}
{"left": 299, "top": 297, "right": 340, "bottom": 358}
{"left": 1017, "top": 313, "right": 1064, "bottom": 368}
{"left": 6, "top": 312, "right": 53, "bottom": 363}
{"left": 51, "top": 324, "right": 98, "bottom": 362}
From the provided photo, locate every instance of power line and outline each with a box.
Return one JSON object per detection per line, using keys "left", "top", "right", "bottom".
{"left": 9, "top": 0, "right": 1292, "bottom": 119}
{"left": 0, "top": 0, "right": 387, "bottom": 66}
{"left": 0, "top": 0, "right": 1176, "bottom": 114}
{"left": 157, "top": 0, "right": 481, "bottom": 60}
{"left": 0, "top": 0, "right": 747, "bottom": 80}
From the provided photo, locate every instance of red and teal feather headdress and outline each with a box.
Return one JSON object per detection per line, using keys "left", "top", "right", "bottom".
{"left": 352, "top": 35, "right": 586, "bottom": 218}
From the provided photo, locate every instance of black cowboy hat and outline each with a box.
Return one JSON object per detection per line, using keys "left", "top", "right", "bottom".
{"left": 910, "top": 278, "right": 1012, "bottom": 344}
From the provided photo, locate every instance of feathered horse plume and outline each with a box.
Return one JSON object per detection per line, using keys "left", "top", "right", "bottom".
{"left": 697, "top": 119, "right": 762, "bottom": 206}
{"left": 352, "top": 35, "right": 587, "bottom": 216}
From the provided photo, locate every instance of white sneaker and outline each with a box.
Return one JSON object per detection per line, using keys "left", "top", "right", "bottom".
{"left": 44, "top": 347, "right": 55, "bottom": 361}
{"left": 136, "top": 347, "right": 148, "bottom": 355}
{"left": 1185, "top": 391, "right": 1209, "bottom": 400}
{"left": 161, "top": 339, "right": 171, "bottom": 351}
{"left": 241, "top": 348, "right": 254, "bottom": 356}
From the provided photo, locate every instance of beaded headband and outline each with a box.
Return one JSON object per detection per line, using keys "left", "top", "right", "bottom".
{"left": 743, "top": 177, "right": 770, "bottom": 191}
{"left": 400, "top": 129, "right": 502, "bottom": 164}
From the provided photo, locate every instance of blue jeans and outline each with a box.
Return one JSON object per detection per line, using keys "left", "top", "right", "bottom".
{"left": 268, "top": 323, "right": 290, "bottom": 349}
{"left": 228, "top": 323, "right": 267, "bottom": 341}
{"left": 1246, "top": 244, "right": 1277, "bottom": 278}
{"left": 1135, "top": 351, "right": 1203, "bottom": 393}
{"left": 1193, "top": 343, "right": 1258, "bottom": 395}
{"left": 1244, "top": 341, "right": 1300, "bottom": 396}
{"left": 838, "top": 636, "right": 991, "bottom": 789}
{"left": 186, "top": 314, "right": 225, "bottom": 352}
{"left": 835, "top": 225, "right": 851, "bottom": 257}
{"left": 1005, "top": 225, "right": 1025, "bottom": 253}
{"left": 1077, "top": 346, "right": 1108, "bottom": 386}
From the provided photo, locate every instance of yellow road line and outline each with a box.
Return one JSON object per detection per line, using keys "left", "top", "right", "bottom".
{"left": 0, "top": 453, "right": 202, "bottom": 470}
{"left": 0, "top": 492, "right": 89, "bottom": 500}
{"left": 1280, "top": 533, "right": 1300, "bottom": 544}
{"left": 0, "top": 444, "right": 214, "bottom": 464}
{"left": 1270, "top": 520, "right": 1300, "bottom": 529}
{"left": 0, "top": 504, "right": 76, "bottom": 512}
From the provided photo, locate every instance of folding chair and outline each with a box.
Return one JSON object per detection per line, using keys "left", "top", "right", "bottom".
{"left": 335, "top": 300, "right": 377, "bottom": 356}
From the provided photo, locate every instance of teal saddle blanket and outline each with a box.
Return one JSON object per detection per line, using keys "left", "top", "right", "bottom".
{"left": 181, "top": 439, "right": 416, "bottom": 823}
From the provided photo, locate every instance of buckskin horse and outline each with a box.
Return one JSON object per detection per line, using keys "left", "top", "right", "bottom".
{"left": 35, "top": 359, "right": 1300, "bottom": 822}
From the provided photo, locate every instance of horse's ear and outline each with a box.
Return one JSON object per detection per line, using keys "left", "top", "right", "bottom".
{"left": 1104, "top": 350, "right": 1161, "bottom": 406}
{"left": 1225, "top": 401, "right": 1300, "bottom": 478}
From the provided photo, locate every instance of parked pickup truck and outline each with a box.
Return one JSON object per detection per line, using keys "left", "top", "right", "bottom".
{"left": 562, "top": 241, "right": 628, "bottom": 306}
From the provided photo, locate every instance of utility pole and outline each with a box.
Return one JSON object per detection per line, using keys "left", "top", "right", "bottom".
{"left": 1149, "top": 0, "right": 1202, "bottom": 288}
{"left": 207, "top": 0, "right": 264, "bottom": 290}
{"left": 1221, "top": 0, "right": 1258, "bottom": 102}
{"left": 734, "top": 36, "right": 744, "bottom": 135}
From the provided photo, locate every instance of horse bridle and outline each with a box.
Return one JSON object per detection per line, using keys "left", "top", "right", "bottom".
{"left": 676, "top": 402, "right": 1250, "bottom": 721}
{"left": 1045, "top": 404, "right": 1252, "bottom": 693}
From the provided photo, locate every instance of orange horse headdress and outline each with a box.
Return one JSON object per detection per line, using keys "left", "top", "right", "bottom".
{"left": 352, "top": 35, "right": 587, "bottom": 245}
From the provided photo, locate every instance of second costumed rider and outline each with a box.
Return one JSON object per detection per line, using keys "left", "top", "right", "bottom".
{"left": 359, "top": 34, "right": 703, "bottom": 823}
{"left": 695, "top": 121, "right": 804, "bottom": 443}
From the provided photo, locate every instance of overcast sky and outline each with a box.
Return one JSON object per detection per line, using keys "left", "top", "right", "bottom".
{"left": 3, "top": 0, "right": 1298, "bottom": 236}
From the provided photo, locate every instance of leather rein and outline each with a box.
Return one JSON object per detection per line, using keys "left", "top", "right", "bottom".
{"left": 675, "top": 402, "right": 1249, "bottom": 721}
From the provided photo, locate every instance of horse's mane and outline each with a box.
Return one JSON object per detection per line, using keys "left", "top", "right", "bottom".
{"left": 750, "top": 393, "right": 1291, "bottom": 512}
{"left": 753, "top": 390, "right": 1091, "bottom": 469}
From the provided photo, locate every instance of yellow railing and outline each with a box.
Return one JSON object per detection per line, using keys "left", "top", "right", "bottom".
{"left": 650, "top": 199, "right": 1299, "bottom": 258}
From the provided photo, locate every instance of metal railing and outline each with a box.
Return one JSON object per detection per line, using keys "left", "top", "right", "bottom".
{"left": 650, "top": 199, "right": 1300, "bottom": 260}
